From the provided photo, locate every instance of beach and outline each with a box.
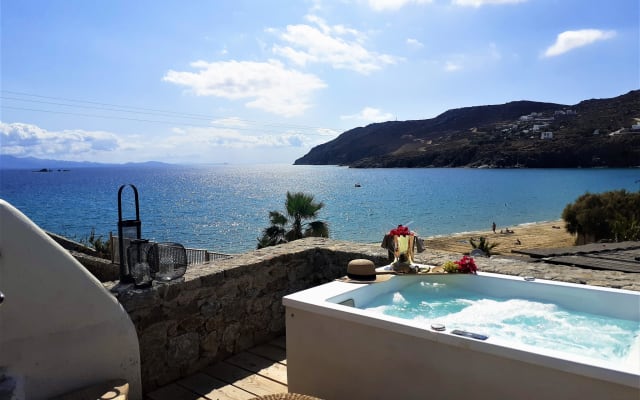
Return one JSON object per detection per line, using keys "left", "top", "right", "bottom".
{"left": 423, "top": 220, "right": 575, "bottom": 255}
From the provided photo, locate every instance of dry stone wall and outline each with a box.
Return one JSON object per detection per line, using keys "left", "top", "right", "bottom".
{"left": 106, "top": 238, "right": 389, "bottom": 392}
{"left": 105, "top": 237, "right": 640, "bottom": 393}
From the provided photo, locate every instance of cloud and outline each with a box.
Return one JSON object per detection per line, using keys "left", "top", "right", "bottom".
{"left": 0, "top": 119, "right": 338, "bottom": 164}
{"left": 271, "top": 15, "right": 400, "bottom": 74}
{"left": 367, "top": 0, "right": 433, "bottom": 11}
{"left": 488, "top": 42, "right": 502, "bottom": 60}
{"left": 160, "top": 125, "right": 337, "bottom": 157}
{"left": 440, "top": 43, "right": 500, "bottom": 72}
{"left": 163, "top": 59, "right": 326, "bottom": 117}
{"left": 452, "top": 0, "right": 527, "bottom": 6}
{"left": 0, "top": 121, "right": 122, "bottom": 160}
{"left": 444, "top": 61, "right": 462, "bottom": 71}
{"left": 211, "top": 117, "right": 249, "bottom": 128}
{"left": 340, "top": 107, "right": 394, "bottom": 123}
{"left": 407, "top": 38, "right": 424, "bottom": 48}
{"left": 543, "top": 29, "right": 616, "bottom": 57}
{"left": 164, "top": 127, "right": 286, "bottom": 149}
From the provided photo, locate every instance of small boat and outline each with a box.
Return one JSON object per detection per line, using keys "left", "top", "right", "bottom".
{"left": 354, "top": 183, "right": 361, "bottom": 187}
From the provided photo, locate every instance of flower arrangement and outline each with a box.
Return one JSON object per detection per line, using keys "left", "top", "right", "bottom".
{"left": 389, "top": 225, "right": 412, "bottom": 236}
{"left": 441, "top": 256, "right": 478, "bottom": 274}
{"left": 455, "top": 255, "right": 478, "bottom": 274}
{"left": 384, "top": 225, "right": 418, "bottom": 273}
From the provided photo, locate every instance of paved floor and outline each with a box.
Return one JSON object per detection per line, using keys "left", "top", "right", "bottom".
{"left": 146, "top": 337, "right": 287, "bottom": 400}
{"left": 513, "top": 241, "right": 640, "bottom": 273}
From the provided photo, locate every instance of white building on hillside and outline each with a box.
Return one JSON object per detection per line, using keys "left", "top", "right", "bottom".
{"left": 540, "top": 131, "right": 553, "bottom": 140}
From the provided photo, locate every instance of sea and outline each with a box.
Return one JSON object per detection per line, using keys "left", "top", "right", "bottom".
{"left": 1, "top": 165, "right": 639, "bottom": 254}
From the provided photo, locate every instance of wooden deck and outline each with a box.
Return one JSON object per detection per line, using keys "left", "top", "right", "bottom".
{"left": 146, "top": 337, "right": 288, "bottom": 400}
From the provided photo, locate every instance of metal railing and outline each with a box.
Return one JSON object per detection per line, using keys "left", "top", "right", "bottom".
{"left": 110, "top": 236, "right": 233, "bottom": 265}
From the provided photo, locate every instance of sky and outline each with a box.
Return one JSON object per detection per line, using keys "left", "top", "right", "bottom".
{"left": 1, "top": 0, "right": 638, "bottom": 165}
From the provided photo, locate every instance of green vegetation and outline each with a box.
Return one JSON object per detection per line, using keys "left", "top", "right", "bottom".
{"left": 562, "top": 189, "right": 640, "bottom": 244}
{"left": 442, "top": 260, "right": 458, "bottom": 273}
{"left": 257, "top": 191, "right": 329, "bottom": 249}
{"left": 80, "top": 228, "right": 112, "bottom": 259}
{"left": 469, "top": 236, "right": 499, "bottom": 256}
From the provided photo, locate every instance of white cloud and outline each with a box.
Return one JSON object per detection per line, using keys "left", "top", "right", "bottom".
{"left": 440, "top": 43, "right": 500, "bottom": 72}
{"left": 0, "top": 121, "right": 122, "bottom": 160}
{"left": 211, "top": 117, "right": 249, "bottom": 128}
{"left": 0, "top": 120, "right": 337, "bottom": 164}
{"left": 453, "top": 0, "right": 527, "bottom": 7}
{"left": 340, "top": 107, "right": 394, "bottom": 123}
{"left": 314, "top": 127, "right": 340, "bottom": 137}
{"left": 271, "top": 15, "right": 400, "bottom": 74}
{"left": 367, "top": 0, "right": 433, "bottom": 11}
{"left": 488, "top": 42, "right": 502, "bottom": 61}
{"left": 444, "top": 61, "right": 462, "bottom": 71}
{"left": 160, "top": 125, "right": 334, "bottom": 156}
{"left": 543, "top": 29, "right": 616, "bottom": 57}
{"left": 163, "top": 59, "right": 326, "bottom": 117}
{"left": 407, "top": 38, "right": 424, "bottom": 48}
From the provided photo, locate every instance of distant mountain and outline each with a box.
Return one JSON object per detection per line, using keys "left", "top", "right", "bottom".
{"left": 295, "top": 90, "right": 640, "bottom": 168}
{"left": 0, "top": 155, "right": 173, "bottom": 170}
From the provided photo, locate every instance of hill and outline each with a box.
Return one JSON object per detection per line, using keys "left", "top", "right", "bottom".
{"left": 294, "top": 90, "right": 640, "bottom": 168}
{"left": 0, "top": 155, "right": 173, "bottom": 170}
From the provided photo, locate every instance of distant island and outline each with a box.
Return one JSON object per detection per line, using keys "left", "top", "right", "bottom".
{"left": 0, "top": 155, "right": 174, "bottom": 170}
{"left": 295, "top": 89, "right": 640, "bottom": 168}
{"left": 33, "top": 168, "right": 70, "bottom": 173}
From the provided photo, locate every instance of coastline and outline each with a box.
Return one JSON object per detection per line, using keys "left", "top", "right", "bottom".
{"left": 423, "top": 220, "right": 575, "bottom": 255}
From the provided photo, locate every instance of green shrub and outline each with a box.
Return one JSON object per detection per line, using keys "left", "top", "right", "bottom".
{"left": 469, "top": 236, "right": 499, "bottom": 256}
{"left": 81, "top": 228, "right": 112, "bottom": 259}
{"left": 562, "top": 189, "right": 640, "bottom": 243}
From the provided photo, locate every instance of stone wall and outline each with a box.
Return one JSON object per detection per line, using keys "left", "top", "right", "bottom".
{"left": 105, "top": 237, "right": 640, "bottom": 393}
{"left": 71, "top": 251, "right": 119, "bottom": 282}
{"left": 106, "top": 238, "right": 390, "bottom": 393}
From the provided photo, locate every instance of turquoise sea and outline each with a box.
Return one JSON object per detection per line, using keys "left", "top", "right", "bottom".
{"left": 1, "top": 165, "right": 639, "bottom": 254}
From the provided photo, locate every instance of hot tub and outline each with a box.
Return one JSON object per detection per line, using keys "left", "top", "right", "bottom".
{"left": 283, "top": 272, "right": 640, "bottom": 400}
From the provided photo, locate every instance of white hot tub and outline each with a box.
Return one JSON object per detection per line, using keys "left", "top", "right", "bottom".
{"left": 283, "top": 272, "right": 640, "bottom": 400}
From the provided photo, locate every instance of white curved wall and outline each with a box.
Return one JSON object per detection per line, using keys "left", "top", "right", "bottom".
{"left": 0, "top": 200, "right": 141, "bottom": 399}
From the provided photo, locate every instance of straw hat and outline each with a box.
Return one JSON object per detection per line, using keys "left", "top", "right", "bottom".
{"left": 337, "top": 259, "right": 394, "bottom": 283}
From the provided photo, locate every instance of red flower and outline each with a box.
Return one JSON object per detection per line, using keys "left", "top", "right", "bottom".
{"left": 389, "top": 225, "right": 411, "bottom": 236}
{"left": 454, "top": 255, "right": 477, "bottom": 274}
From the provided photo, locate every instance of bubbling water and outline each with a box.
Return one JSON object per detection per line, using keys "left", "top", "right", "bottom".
{"left": 361, "top": 281, "right": 640, "bottom": 369}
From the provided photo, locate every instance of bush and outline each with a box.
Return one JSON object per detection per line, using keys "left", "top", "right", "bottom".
{"left": 562, "top": 189, "right": 640, "bottom": 244}
{"left": 469, "top": 236, "right": 498, "bottom": 256}
{"left": 80, "top": 228, "right": 112, "bottom": 259}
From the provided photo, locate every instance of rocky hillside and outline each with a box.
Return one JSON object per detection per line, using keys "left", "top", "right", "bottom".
{"left": 295, "top": 90, "right": 640, "bottom": 168}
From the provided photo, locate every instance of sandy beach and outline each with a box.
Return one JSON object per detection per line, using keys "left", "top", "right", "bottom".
{"left": 423, "top": 220, "right": 575, "bottom": 255}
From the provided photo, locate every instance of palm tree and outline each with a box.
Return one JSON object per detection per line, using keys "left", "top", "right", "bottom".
{"left": 257, "top": 192, "right": 329, "bottom": 249}
{"left": 469, "top": 236, "right": 498, "bottom": 256}
{"left": 256, "top": 211, "right": 288, "bottom": 248}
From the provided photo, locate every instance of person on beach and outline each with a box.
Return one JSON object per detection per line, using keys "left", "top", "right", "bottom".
{"left": 492, "top": 222, "right": 496, "bottom": 233}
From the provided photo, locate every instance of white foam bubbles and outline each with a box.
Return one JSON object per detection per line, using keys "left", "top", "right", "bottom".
{"left": 392, "top": 292, "right": 407, "bottom": 305}
{"left": 363, "top": 291, "right": 640, "bottom": 365}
